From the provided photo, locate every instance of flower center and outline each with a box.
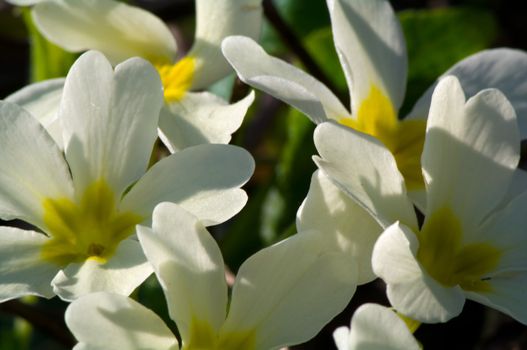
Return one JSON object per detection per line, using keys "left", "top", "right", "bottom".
{"left": 339, "top": 85, "right": 426, "bottom": 190}
{"left": 40, "top": 180, "right": 143, "bottom": 266}
{"left": 183, "top": 318, "right": 256, "bottom": 350}
{"left": 155, "top": 56, "right": 195, "bottom": 102}
{"left": 416, "top": 207, "right": 501, "bottom": 292}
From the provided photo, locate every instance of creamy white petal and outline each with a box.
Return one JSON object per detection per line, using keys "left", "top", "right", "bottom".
{"left": 189, "top": 0, "right": 263, "bottom": 88}
{"left": 221, "top": 231, "right": 357, "bottom": 350}
{"left": 51, "top": 239, "right": 152, "bottom": 301}
{"left": 122, "top": 144, "right": 254, "bottom": 226}
{"left": 297, "top": 170, "right": 381, "bottom": 284}
{"left": 222, "top": 36, "right": 350, "bottom": 123}
{"left": 408, "top": 49, "right": 527, "bottom": 138}
{"left": 0, "top": 227, "right": 58, "bottom": 302}
{"left": 373, "top": 222, "right": 465, "bottom": 323}
{"left": 466, "top": 271, "right": 527, "bottom": 325}
{"left": 60, "top": 51, "right": 163, "bottom": 198}
{"left": 422, "top": 76, "right": 519, "bottom": 233}
{"left": 32, "top": 0, "right": 177, "bottom": 65}
{"left": 314, "top": 121, "right": 417, "bottom": 230}
{"left": 137, "top": 203, "right": 228, "bottom": 344}
{"left": 327, "top": 0, "right": 407, "bottom": 112}
{"left": 333, "top": 326, "right": 350, "bottom": 350}
{"left": 4, "top": 0, "right": 45, "bottom": 5}
{"left": 0, "top": 101, "right": 73, "bottom": 227}
{"left": 5, "top": 78, "right": 65, "bottom": 147}
{"left": 345, "top": 303, "right": 420, "bottom": 350}
{"left": 159, "top": 91, "right": 254, "bottom": 153}
{"left": 66, "top": 292, "right": 179, "bottom": 350}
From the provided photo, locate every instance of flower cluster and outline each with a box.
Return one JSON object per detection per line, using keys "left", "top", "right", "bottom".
{"left": 1, "top": 0, "right": 527, "bottom": 349}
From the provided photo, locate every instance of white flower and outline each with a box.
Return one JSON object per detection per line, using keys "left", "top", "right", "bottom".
{"left": 65, "top": 202, "right": 357, "bottom": 350}
{"left": 8, "top": 0, "right": 262, "bottom": 152}
{"left": 333, "top": 304, "right": 420, "bottom": 350}
{"left": 0, "top": 50, "right": 254, "bottom": 302}
{"left": 222, "top": 0, "right": 527, "bottom": 209}
{"left": 315, "top": 75, "right": 527, "bottom": 324}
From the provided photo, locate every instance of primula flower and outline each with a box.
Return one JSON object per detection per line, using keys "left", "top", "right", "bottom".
{"left": 65, "top": 202, "right": 356, "bottom": 350}
{"left": 315, "top": 76, "right": 527, "bottom": 324}
{"left": 222, "top": 0, "right": 527, "bottom": 208}
{"left": 333, "top": 304, "right": 420, "bottom": 350}
{"left": 0, "top": 51, "right": 254, "bottom": 302}
{"left": 8, "top": 0, "right": 262, "bottom": 152}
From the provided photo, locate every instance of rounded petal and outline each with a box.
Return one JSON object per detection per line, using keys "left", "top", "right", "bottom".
{"left": 408, "top": 49, "right": 527, "bottom": 138}
{"left": 0, "top": 227, "right": 59, "bottom": 302}
{"left": 137, "top": 203, "right": 228, "bottom": 345}
{"left": 372, "top": 222, "right": 465, "bottom": 323}
{"left": 327, "top": 0, "right": 407, "bottom": 112}
{"left": 222, "top": 36, "right": 349, "bottom": 123}
{"left": 466, "top": 271, "right": 527, "bottom": 325}
{"left": 314, "top": 121, "right": 418, "bottom": 231}
{"left": 159, "top": 91, "right": 254, "bottom": 153}
{"left": 188, "top": 0, "right": 263, "bottom": 88}
{"left": 51, "top": 239, "right": 153, "bottom": 301}
{"left": 343, "top": 303, "right": 420, "bottom": 350}
{"left": 66, "top": 292, "right": 178, "bottom": 350}
{"left": 297, "top": 170, "right": 382, "bottom": 284}
{"left": 5, "top": 78, "right": 65, "bottom": 147}
{"left": 0, "top": 101, "right": 73, "bottom": 227}
{"left": 32, "top": 0, "right": 177, "bottom": 65}
{"left": 60, "top": 51, "right": 163, "bottom": 198}
{"left": 122, "top": 144, "right": 254, "bottom": 226}
{"left": 422, "top": 76, "right": 519, "bottom": 233}
{"left": 222, "top": 231, "right": 357, "bottom": 350}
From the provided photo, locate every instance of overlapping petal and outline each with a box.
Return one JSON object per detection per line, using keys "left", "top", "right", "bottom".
{"left": 32, "top": 0, "right": 177, "bottom": 65}
{"left": 60, "top": 51, "right": 163, "bottom": 198}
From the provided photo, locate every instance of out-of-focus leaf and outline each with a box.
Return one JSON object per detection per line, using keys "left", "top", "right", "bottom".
{"left": 400, "top": 6, "right": 498, "bottom": 114}
{"left": 21, "top": 8, "right": 76, "bottom": 82}
{"left": 274, "top": 0, "right": 330, "bottom": 37}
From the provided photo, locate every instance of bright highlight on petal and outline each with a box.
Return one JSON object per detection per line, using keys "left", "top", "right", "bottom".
{"left": 340, "top": 85, "right": 426, "bottom": 190}
{"left": 41, "top": 180, "right": 142, "bottom": 266}
{"left": 155, "top": 56, "right": 196, "bottom": 102}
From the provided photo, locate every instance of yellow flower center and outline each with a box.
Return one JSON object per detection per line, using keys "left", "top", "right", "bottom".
{"left": 40, "top": 180, "right": 143, "bottom": 266}
{"left": 183, "top": 318, "right": 256, "bottom": 350}
{"left": 339, "top": 85, "right": 426, "bottom": 190}
{"left": 155, "top": 56, "right": 195, "bottom": 102}
{"left": 416, "top": 207, "right": 501, "bottom": 292}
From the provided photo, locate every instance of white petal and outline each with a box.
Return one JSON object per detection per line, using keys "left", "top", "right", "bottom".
{"left": 221, "top": 231, "right": 357, "bottom": 350}
{"left": 66, "top": 292, "right": 179, "bottom": 350}
{"left": 327, "top": 0, "right": 407, "bottom": 112}
{"left": 314, "top": 121, "right": 417, "bottom": 230}
{"left": 0, "top": 101, "right": 73, "bottom": 227}
{"left": 333, "top": 326, "right": 350, "bottom": 350}
{"left": 52, "top": 239, "right": 152, "bottom": 301}
{"left": 5, "top": 78, "right": 65, "bottom": 147}
{"left": 297, "top": 170, "right": 382, "bottom": 284}
{"left": 4, "top": 0, "right": 44, "bottom": 5}
{"left": 466, "top": 271, "right": 527, "bottom": 325}
{"left": 189, "top": 0, "right": 263, "bottom": 88}
{"left": 372, "top": 222, "right": 465, "bottom": 323}
{"left": 60, "top": 51, "right": 163, "bottom": 198}
{"left": 32, "top": 0, "right": 177, "bottom": 65}
{"left": 408, "top": 49, "right": 527, "bottom": 138}
{"left": 422, "top": 76, "right": 519, "bottom": 233}
{"left": 122, "top": 144, "right": 254, "bottom": 226}
{"left": 0, "top": 227, "right": 58, "bottom": 302}
{"left": 222, "top": 36, "right": 349, "bottom": 123}
{"left": 346, "top": 303, "right": 420, "bottom": 350}
{"left": 159, "top": 91, "right": 254, "bottom": 153}
{"left": 137, "top": 203, "right": 228, "bottom": 344}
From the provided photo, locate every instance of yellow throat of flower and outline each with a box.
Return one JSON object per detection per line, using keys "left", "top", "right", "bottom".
{"left": 416, "top": 207, "right": 501, "bottom": 292}
{"left": 155, "top": 56, "right": 195, "bottom": 102}
{"left": 339, "top": 85, "right": 426, "bottom": 190}
{"left": 183, "top": 318, "right": 256, "bottom": 350}
{"left": 40, "top": 180, "right": 143, "bottom": 266}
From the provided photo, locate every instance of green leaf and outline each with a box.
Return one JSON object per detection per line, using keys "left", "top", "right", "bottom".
{"left": 22, "top": 8, "right": 76, "bottom": 82}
